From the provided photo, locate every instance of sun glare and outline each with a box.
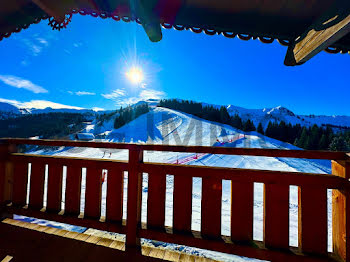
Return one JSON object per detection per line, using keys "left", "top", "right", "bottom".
{"left": 126, "top": 67, "right": 144, "bottom": 84}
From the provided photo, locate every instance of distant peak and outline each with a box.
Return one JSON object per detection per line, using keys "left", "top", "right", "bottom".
{"left": 267, "top": 106, "right": 295, "bottom": 116}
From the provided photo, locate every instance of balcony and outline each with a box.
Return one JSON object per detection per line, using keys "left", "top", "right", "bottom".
{"left": 0, "top": 138, "right": 349, "bottom": 261}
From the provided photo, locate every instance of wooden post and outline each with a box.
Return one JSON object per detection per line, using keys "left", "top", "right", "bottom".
{"left": 332, "top": 158, "right": 350, "bottom": 262}
{"left": 126, "top": 145, "right": 143, "bottom": 251}
{"left": 0, "top": 141, "right": 16, "bottom": 208}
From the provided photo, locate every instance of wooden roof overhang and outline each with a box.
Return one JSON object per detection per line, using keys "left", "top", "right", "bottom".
{"left": 1, "top": 0, "right": 350, "bottom": 66}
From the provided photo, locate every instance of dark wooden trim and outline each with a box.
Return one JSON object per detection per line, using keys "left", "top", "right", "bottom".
{"left": 2, "top": 138, "right": 347, "bottom": 160}
{"left": 141, "top": 162, "right": 349, "bottom": 190}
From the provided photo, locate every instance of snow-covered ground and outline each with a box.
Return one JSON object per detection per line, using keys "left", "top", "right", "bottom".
{"left": 24, "top": 107, "right": 334, "bottom": 261}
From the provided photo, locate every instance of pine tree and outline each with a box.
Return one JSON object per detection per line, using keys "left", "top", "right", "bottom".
{"left": 297, "top": 127, "right": 308, "bottom": 148}
{"left": 243, "top": 120, "right": 256, "bottom": 132}
{"left": 257, "top": 123, "right": 264, "bottom": 134}
{"left": 329, "top": 136, "right": 349, "bottom": 151}
{"left": 230, "top": 114, "right": 243, "bottom": 130}
{"left": 318, "top": 134, "right": 328, "bottom": 150}
{"left": 265, "top": 121, "right": 274, "bottom": 138}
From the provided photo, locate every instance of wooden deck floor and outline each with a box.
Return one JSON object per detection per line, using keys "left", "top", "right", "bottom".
{"left": 0, "top": 218, "right": 215, "bottom": 262}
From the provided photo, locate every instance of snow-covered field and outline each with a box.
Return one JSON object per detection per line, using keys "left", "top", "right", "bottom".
{"left": 23, "top": 107, "right": 334, "bottom": 261}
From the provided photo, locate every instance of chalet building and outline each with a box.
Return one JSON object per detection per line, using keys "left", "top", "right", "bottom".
{"left": 75, "top": 133, "right": 95, "bottom": 141}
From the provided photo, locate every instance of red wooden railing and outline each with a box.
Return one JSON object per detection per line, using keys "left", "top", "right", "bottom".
{"left": 0, "top": 138, "right": 349, "bottom": 261}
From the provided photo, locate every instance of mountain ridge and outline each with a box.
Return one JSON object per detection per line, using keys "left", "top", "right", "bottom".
{"left": 1, "top": 98, "right": 349, "bottom": 129}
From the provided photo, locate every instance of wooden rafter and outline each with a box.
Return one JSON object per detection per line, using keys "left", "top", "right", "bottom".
{"left": 285, "top": 0, "right": 350, "bottom": 66}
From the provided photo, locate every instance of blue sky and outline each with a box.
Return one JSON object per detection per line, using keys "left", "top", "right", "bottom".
{"left": 0, "top": 14, "right": 349, "bottom": 115}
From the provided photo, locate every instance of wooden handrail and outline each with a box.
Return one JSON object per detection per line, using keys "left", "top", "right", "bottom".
{"left": 1, "top": 138, "right": 348, "bottom": 160}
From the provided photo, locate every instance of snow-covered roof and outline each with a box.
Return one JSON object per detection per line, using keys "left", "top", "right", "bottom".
{"left": 76, "top": 133, "right": 95, "bottom": 141}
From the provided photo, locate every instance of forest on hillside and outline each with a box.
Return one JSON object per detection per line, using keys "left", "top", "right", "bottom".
{"left": 0, "top": 113, "right": 87, "bottom": 139}
{"left": 158, "top": 99, "right": 350, "bottom": 151}
{"left": 113, "top": 104, "right": 150, "bottom": 129}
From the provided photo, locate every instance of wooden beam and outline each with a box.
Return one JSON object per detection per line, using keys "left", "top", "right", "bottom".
{"left": 285, "top": 1, "right": 350, "bottom": 66}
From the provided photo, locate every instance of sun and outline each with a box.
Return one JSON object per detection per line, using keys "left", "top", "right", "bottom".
{"left": 126, "top": 67, "right": 144, "bottom": 84}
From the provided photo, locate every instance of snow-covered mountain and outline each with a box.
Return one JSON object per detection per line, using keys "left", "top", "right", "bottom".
{"left": 135, "top": 99, "right": 350, "bottom": 130}
{"left": 0, "top": 102, "right": 21, "bottom": 119}
{"left": 0, "top": 101, "right": 21, "bottom": 113}
{"left": 1, "top": 97, "right": 349, "bottom": 130}
{"left": 0, "top": 100, "right": 101, "bottom": 119}
{"left": 226, "top": 104, "right": 350, "bottom": 130}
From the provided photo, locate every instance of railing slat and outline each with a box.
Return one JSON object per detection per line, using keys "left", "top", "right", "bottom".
{"left": 12, "top": 161, "right": 28, "bottom": 207}
{"left": 147, "top": 172, "right": 166, "bottom": 229}
{"left": 231, "top": 181, "right": 253, "bottom": 243}
{"left": 106, "top": 166, "right": 124, "bottom": 222}
{"left": 298, "top": 186, "right": 327, "bottom": 254}
{"left": 201, "top": 177, "right": 222, "bottom": 238}
{"left": 46, "top": 163, "right": 63, "bottom": 212}
{"left": 65, "top": 165, "right": 82, "bottom": 215}
{"left": 29, "top": 161, "right": 46, "bottom": 210}
{"left": 173, "top": 175, "right": 192, "bottom": 233}
{"left": 84, "top": 164, "right": 102, "bottom": 219}
{"left": 264, "top": 184, "right": 289, "bottom": 249}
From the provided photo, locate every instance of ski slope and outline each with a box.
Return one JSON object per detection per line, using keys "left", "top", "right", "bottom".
{"left": 29, "top": 107, "right": 333, "bottom": 262}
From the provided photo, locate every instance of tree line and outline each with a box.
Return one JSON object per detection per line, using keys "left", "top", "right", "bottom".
{"left": 0, "top": 113, "right": 86, "bottom": 139}
{"left": 158, "top": 99, "right": 350, "bottom": 151}
{"left": 114, "top": 104, "right": 150, "bottom": 129}
{"left": 158, "top": 99, "right": 257, "bottom": 132}
{"left": 262, "top": 121, "right": 350, "bottom": 151}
